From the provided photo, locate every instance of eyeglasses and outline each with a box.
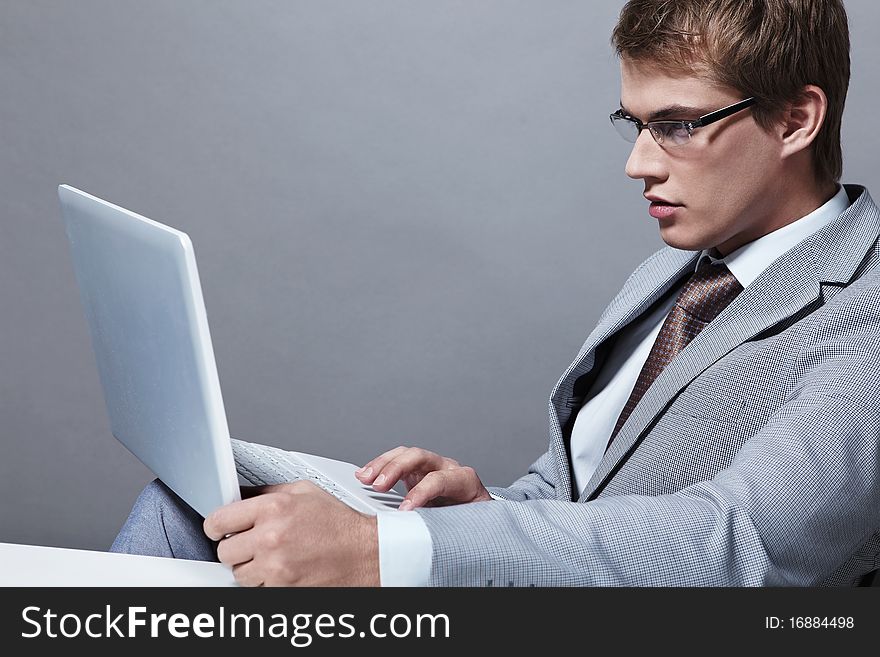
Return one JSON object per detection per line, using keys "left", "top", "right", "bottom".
{"left": 610, "top": 97, "right": 756, "bottom": 146}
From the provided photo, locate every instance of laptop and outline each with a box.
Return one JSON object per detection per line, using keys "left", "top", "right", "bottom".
{"left": 59, "top": 184, "right": 404, "bottom": 517}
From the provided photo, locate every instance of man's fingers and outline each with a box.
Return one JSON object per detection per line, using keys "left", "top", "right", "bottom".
{"left": 400, "top": 467, "right": 490, "bottom": 509}
{"left": 232, "top": 559, "right": 263, "bottom": 587}
{"left": 400, "top": 470, "right": 455, "bottom": 509}
{"left": 369, "top": 449, "right": 453, "bottom": 492}
{"left": 216, "top": 531, "right": 255, "bottom": 567}
{"left": 204, "top": 492, "right": 288, "bottom": 541}
{"left": 355, "top": 446, "right": 410, "bottom": 483}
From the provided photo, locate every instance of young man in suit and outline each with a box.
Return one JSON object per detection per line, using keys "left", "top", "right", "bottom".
{"left": 113, "top": 0, "right": 880, "bottom": 586}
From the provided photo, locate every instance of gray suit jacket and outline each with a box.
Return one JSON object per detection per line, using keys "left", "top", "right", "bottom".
{"left": 416, "top": 184, "right": 880, "bottom": 586}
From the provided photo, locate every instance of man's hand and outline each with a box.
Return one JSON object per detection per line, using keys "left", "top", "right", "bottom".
{"left": 203, "top": 482, "right": 380, "bottom": 587}
{"left": 355, "top": 446, "right": 492, "bottom": 510}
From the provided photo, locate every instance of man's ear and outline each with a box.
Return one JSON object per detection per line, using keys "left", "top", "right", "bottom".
{"left": 779, "top": 84, "right": 828, "bottom": 160}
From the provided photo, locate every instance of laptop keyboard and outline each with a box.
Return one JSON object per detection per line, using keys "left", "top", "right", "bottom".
{"left": 231, "top": 439, "right": 360, "bottom": 508}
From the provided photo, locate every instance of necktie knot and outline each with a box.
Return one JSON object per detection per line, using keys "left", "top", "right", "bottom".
{"left": 607, "top": 257, "right": 743, "bottom": 446}
{"left": 675, "top": 260, "right": 743, "bottom": 324}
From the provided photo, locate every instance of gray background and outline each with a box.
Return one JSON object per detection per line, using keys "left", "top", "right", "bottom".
{"left": 1, "top": 0, "right": 877, "bottom": 552}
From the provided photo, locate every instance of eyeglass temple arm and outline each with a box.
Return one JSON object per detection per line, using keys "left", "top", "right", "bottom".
{"left": 690, "top": 98, "right": 756, "bottom": 129}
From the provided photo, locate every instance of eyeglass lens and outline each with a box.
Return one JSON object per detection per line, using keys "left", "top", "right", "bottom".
{"left": 610, "top": 115, "right": 691, "bottom": 145}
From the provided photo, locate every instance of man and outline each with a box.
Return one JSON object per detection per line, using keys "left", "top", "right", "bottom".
{"left": 112, "top": 0, "right": 880, "bottom": 586}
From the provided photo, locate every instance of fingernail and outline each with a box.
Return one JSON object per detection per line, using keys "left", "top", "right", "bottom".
{"left": 399, "top": 500, "right": 413, "bottom": 511}
{"left": 360, "top": 467, "right": 372, "bottom": 478}
{"left": 374, "top": 474, "right": 386, "bottom": 487}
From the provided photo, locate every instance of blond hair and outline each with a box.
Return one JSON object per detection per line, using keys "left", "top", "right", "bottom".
{"left": 612, "top": 0, "right": 850, "bottom": 183}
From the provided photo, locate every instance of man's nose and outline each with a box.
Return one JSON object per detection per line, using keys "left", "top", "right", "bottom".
{"left": 624, "top": 129, "right": 667, "bottom": 181}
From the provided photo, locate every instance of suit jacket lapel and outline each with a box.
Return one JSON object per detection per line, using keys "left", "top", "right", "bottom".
{"left": 546, "top": 247, "right": 699, "bottom": 500}
{"left": 577, "top": 185, "right": 880, "bottom": 501}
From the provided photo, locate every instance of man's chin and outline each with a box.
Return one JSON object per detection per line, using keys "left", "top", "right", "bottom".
{"left": 657, "top": 229, "right": 714, "bottom": 253}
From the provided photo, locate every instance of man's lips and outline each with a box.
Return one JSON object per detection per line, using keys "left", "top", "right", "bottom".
{"left": 645, "top": 194, "right": 683, "bottom": 206}
{"left": 647, "top": 198, "right": 683, "bottom": 219}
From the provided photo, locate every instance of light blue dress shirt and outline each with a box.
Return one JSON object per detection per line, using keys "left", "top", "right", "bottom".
{"left": 377, "top": 185, "right": 851, "bottom": 586}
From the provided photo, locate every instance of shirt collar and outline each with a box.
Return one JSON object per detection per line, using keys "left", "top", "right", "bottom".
{"left": 700, "top": 185, "right": 851, "bottom": 288}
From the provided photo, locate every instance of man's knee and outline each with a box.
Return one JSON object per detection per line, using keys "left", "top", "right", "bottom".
{"left": 135, "top": 478, "right": 176, "bottom": 511}
{"left": 111, "top": 479, "right": 217, "bottom": 561}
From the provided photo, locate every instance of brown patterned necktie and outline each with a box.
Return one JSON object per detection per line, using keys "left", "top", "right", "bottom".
{"left": 607, "top": 258, "right": 744, "bottom": 448}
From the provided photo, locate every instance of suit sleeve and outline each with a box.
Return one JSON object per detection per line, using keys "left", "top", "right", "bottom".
{"left": 486, "top": 450, "right": 558, "bottom": 501}
{"left": 415, "top": 351, "right": 880, "bottom": 586}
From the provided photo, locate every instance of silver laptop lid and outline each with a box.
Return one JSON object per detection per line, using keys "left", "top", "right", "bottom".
{"left": 59, "top": 184, "right": 241, "bottom": 517}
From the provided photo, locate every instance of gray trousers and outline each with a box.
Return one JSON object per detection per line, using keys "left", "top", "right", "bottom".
{"left": 110, "top": 479, "right": 218, "bottom": 562}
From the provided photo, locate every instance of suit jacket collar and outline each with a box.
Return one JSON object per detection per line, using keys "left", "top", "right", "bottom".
{"left": 554, "top": 185, "right": 880, "bottom": 502}
{"left": 812, "top": 185, "right": 879, "bottom": 285}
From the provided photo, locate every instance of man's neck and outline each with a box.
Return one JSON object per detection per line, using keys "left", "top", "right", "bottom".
{"left": 714, "top": 177, "right": 840, "bottom": 257}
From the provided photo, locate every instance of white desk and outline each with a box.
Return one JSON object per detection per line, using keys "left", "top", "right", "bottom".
{"left": 0, "top": 542, "right": 236, "bottom": 586}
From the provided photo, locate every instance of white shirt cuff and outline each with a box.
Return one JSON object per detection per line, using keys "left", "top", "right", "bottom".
{"left": 375, "top": 510, "right": 433, "bottom": 587}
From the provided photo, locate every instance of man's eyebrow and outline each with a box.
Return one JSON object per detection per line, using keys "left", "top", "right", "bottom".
{"left": 618, "top": 102, "right": 711, "bottom": 121}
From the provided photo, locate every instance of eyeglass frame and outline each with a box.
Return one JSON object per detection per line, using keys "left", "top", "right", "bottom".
{"left": 609, "top": 97, "right": 757, "bottom": 146}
